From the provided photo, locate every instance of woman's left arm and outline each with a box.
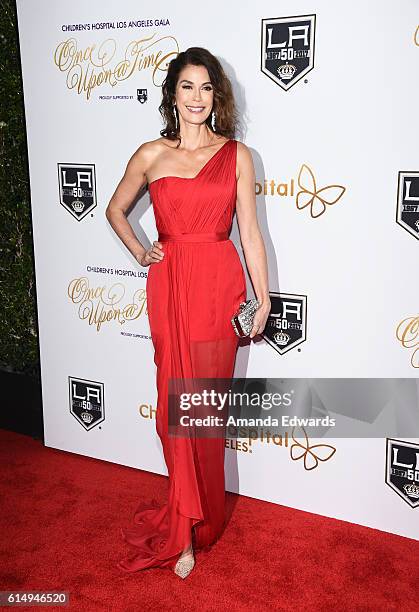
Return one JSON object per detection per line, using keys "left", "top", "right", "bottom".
{"left": 235, "top": 141, "right": 271, "bottom": 339}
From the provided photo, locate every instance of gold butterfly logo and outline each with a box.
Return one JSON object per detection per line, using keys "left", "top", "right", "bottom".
{"left": 296, "top": 164, "right": 346, "bottom": 218}
{"left": 290, "top": 426, "right": 336, "bottom": 470}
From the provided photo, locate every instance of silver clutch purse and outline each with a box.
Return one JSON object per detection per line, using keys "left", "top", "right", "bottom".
{"left": 231, "top": 298, "right": 260, "bottom": 337}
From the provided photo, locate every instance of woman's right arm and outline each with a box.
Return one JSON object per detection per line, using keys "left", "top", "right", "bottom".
{"left": 105, "top": 143, "right": 164, "bottom": 267}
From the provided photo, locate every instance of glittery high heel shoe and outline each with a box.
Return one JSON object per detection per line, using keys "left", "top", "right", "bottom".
{"left": 174, "top": 548, "right": 195, "bottom": 579}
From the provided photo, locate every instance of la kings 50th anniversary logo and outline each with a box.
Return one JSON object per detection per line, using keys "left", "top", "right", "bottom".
{"left": 261, "top": 14, "right": 316, "bottom": 90}
{"left": 386, "top": 438, "right": 419, "bottom": 508}
{"left": 58, "top": 163, "right": 97, "bottom": 221}
{"left": 397, "top": 171, "right": 419, "bottom": 240}
{"left": 263, "top": 292, "right": 307, "bottom": 355}
{"left": 69, "top": 376, "right": 104, "bottom": 431}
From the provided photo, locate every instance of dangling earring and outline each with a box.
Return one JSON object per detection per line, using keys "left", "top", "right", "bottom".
{"left": 211, "top": 110, "right": 216, "bottom": 131}
{"left": 173, "top": 103, "right": 178, "bottom": 131}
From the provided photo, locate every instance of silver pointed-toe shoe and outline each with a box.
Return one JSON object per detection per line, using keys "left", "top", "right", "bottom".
{"left": 174, "top": 551, "right": 195, "bottom": 579}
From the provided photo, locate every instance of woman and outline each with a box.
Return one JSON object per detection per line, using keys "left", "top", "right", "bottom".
{"left": 106, "top": 47, "right": 270, "bottom": 579}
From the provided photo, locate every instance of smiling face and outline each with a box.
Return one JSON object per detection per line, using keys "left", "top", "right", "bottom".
{"left": 174, "top": 64, "right": 214, "bottom": 128}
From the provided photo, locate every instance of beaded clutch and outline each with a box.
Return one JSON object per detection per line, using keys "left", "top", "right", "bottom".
{"left": 231, "top": 298, "right": 260, "bottom": 337}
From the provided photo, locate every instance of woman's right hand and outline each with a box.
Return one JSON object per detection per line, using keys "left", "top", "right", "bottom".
{"left": 137, "top": 241, "right": 165, "bottom": 267}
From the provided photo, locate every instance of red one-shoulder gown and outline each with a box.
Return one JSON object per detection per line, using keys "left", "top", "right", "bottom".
{"left": 117, "top": 138, "right": 246, "bottom": 572}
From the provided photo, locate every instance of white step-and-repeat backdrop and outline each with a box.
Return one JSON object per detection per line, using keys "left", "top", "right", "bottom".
{"left": 16, "top": 0, "right": 419, "bottom": 540}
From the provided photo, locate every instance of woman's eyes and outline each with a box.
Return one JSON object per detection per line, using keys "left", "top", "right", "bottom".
{"left": 181, "top": 85, "right": 213, "bottom": 91}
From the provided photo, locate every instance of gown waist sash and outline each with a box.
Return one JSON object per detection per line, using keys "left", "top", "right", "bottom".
{"left": 157, "top": 231, "right": 229, "bottom": 243}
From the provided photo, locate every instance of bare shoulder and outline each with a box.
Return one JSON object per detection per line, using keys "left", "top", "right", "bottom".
{"left": 128, "top": 137, "right": 172, "bottom": 168}
{"left": 235, "top": 140, "right": 255, "bottom": 180}
{"left": 236, "top": 140, "right": 252, "bottom": 157}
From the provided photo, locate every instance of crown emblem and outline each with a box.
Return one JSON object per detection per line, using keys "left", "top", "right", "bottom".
{"left": 404, "top": 482, "right": 419, "bottom": 499}
{"left": 277, "top": 63, "right": 297, "bottom": 80}
{"left": 273, "top": 331, "right": 290, "bottom": 346}
{"left": 72, "top": 199, "right": 85, "bottom": 213}
{"left": 81, "top": 411, "right": 94, "bottom": 424}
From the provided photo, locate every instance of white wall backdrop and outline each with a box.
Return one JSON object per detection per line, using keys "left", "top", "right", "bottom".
{"left": 16, "top": 0, "right": 419, "bottom": 541}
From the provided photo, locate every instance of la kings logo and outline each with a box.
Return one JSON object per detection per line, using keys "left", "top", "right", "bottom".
{"left": 397, "top": 172, "right": 419, "bottom": 240}
{"left": 69, "top": 376, "right": 105, "bottom": 431}
{"left": 58, "top": 164, "right": 97, "bottom": 221}
{"left": 263, "top": 292, "right": 307, "bottom": 354}
{"left": 137, "top": 88, "right": 148, "bottom": 103}
{"left": 261, "top": 14, "right": 316, "bottom": 91}
{"left": 386, "top": 439, "right": 419, "bottom": 508}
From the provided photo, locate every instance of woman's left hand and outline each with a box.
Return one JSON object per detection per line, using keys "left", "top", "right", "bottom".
{"left": 249, "top": 300, "right": 271, "bottom": 339}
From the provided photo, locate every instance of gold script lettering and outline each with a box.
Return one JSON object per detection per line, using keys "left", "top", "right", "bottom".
{"left": 68, "top": 277, "right": 148, "bottom": 331}
{"left": 53, "top": 34, "right": 180, "bottom": 100}
{"left": 396, "top": 316, "right": 419, "bottom": 368}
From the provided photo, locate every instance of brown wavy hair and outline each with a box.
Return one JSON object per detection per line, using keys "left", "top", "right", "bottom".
{"left": 158, "top": 47, "right": 238, "bottom": 146}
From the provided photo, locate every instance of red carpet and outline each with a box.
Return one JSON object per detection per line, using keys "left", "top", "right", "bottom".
{"left": 0, "top": 428, "right": 417, "bottom": 611}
